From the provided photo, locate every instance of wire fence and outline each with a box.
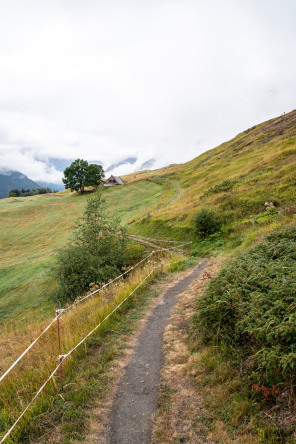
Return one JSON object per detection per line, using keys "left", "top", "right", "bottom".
{"left": 130, "top": 235, "right": 192, "bottom": 244}
{"left": 0, "top": 269, "right": 156, "bottom": 443}
{"left": 0, "top": 242, "right": 192, "bottom": 442}
{"left": 0, "top": 251, "right": 158, "bottom": 384}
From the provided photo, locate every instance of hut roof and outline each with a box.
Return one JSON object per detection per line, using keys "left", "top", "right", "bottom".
{"left": 113, "top": 176, "right": 124, "bottom": 184}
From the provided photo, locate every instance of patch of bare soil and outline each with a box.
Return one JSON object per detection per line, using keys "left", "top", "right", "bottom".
{"left": 152, "top": 259, "right": 222, "bottom": 444}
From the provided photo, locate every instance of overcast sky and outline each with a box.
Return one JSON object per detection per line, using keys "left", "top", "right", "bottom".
{"left": 0, "top": 0, "right": 295, "bottom": 182}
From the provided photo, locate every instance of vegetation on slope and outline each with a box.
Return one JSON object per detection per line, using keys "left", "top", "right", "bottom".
{"left": 2, "top": 110, "right": 295, "bottom": 327}
{"left": 126, "top": 110, "right": 296, "bottom": 250}
{"left": 0, "top": 180, "right": 165, "bottom": 326}
{"left": 189, "top": 225, "right": 296, "bottom": 442}
{"left": 197, "top": 225, "right": 296, "bottom": 387}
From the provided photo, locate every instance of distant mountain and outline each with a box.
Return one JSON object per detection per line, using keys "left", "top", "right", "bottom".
{"left": 37, "top": 181, "right": 65, "bottom": 192}
{"left": 0, "top": 170, "right": 40, "bottom": 199}
{"left": 139, "top": 158, "right": 156, "bottom": 170}
{"left": 37, "top": 158, "right": 103, "bottom": 191}
{"left": 105, "top": 157, "right": 137, "bottom": 173}
{"left": 47, "top": 158, "right": 75, "bottom": 172}
{"left": 47, "top": 156, "right": 137, "bottom": 177}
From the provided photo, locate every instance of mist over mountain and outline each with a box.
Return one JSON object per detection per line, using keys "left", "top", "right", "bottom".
{"left": 47, "top": 158, "right": 103, "bottom": 172}
{"left": 140, "top": 159, "right": 156, "bottom": 170}
{"left": 37, "top": 181, "right": 64, "bottom": 192}
{"left": 105, "top": 157, "right": 137, "bottom": 173}
{"left": 43, "top": 156, "right": 156, "bottom": 185}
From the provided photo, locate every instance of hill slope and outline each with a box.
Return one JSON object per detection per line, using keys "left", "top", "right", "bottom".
{"left": 0, "top": 180, "right": 169, "bottom": 325}
{"left": 1, "top": 110, "right": 295, "bottom": 326}
{"left": 124, "top": 110, "right": 296, "bottom": 245}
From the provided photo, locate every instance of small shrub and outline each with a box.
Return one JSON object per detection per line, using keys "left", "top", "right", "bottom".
{"left": 125, "top": 242, "right": 148, "bottom": 264}
{"left": 194, "top": 207, "right": 222, "bottom": 236}
{"left": 206, "top": 179, "right": 238, "bottom": 195}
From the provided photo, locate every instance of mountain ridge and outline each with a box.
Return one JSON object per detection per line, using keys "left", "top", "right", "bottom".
{"left": 0, "top": 170, "right": 40, "bottom": 199}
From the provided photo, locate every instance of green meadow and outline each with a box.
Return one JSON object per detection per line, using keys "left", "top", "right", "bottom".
{"left": 0, "top": 180, "right": 172, "bottom": 328}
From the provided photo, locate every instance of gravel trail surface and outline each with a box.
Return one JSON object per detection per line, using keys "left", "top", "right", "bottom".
{"left": 107, "top": 258, "right": 209, "bottom": 444}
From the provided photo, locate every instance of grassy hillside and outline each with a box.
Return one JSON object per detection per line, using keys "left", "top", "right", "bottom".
{"left": 125, "top": 110, "right": 296, "bottom": 248}
{"left": 1, "top": 110, "right": 296, "bottom": 328}
{"left": 0, "top": 180, "right": 173, "bottom": 327}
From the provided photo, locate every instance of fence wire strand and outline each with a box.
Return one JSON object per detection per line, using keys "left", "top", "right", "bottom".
{"left": 0, "top": 268, "right": 155, "bottom": 443}
{"left": 0, "top": 240, "right": 192, "bottom": 442}
{"left": 0, "top": 250, "right": 161, "bottom": 383}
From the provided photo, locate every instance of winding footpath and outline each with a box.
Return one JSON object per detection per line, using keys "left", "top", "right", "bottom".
{"left": 106, "top": 259, "right": 209, "bottom": 444}
{"left": 167, "top": 180, "right": 184, "bottom": 206}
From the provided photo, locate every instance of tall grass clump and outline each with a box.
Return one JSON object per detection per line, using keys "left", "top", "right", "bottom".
{"left": 195, "top": 224, "right": 296, "bottom": 393}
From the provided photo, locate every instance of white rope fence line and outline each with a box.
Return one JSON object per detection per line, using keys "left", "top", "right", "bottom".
{"left": 59, "top": 246, "right": 186, "bottom": 314}
{"left": 130, "top": 235, "right": 192, "bottom": 244}
{"left": 129, "top": 236, "right": 192, "bottom": 254}
{"left": 153, "top": 256, "right": 194, "bottom": 270}
{"left": 167, "top": 241, "right": 192, "bottom": 248}
{"left": 0, "top": 269, "right": 155, "bottom": 444}
{"left": 158, "top": 242, "right": 192, "bottom": 253}
{"left": 59, "top": 269, "right": 154, "bottom": 363}
{"left": 62, "top": 248, "right": 180, "bottom": 312}
{"left": 0, "top": 254, "right": 195, "bottom": 442}
{"left": 63, "top": 251, "right": 155, "bottom": 312}
{"left": 0, "top": 248, "right": 170, "bottom": 384}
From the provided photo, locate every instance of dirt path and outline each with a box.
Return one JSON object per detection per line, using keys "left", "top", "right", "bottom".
{"left": 152, "top": 260, "right": 221, "bottom": 443}
{"left": 106, "top": 259, "right": 209, "bottom": 444}
{"left": 167, "top": 180, "right": 184, "bottom": 206}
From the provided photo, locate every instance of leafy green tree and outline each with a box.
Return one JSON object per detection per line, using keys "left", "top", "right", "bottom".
{"left": 62, "top": 159, "right": 104, "bottom": 193}
{"left": 52, "top": 191, "right": 128, "bottom": 304}
{"left": 194, "top": 207, "right": 221, "bottom": 236}
{"left": 86, "top": 163, "right": 104, "bottom": 188}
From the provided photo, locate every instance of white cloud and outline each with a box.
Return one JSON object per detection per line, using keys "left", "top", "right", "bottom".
{"left": 0, "top": 0, "right": 295, "bottom": 181}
